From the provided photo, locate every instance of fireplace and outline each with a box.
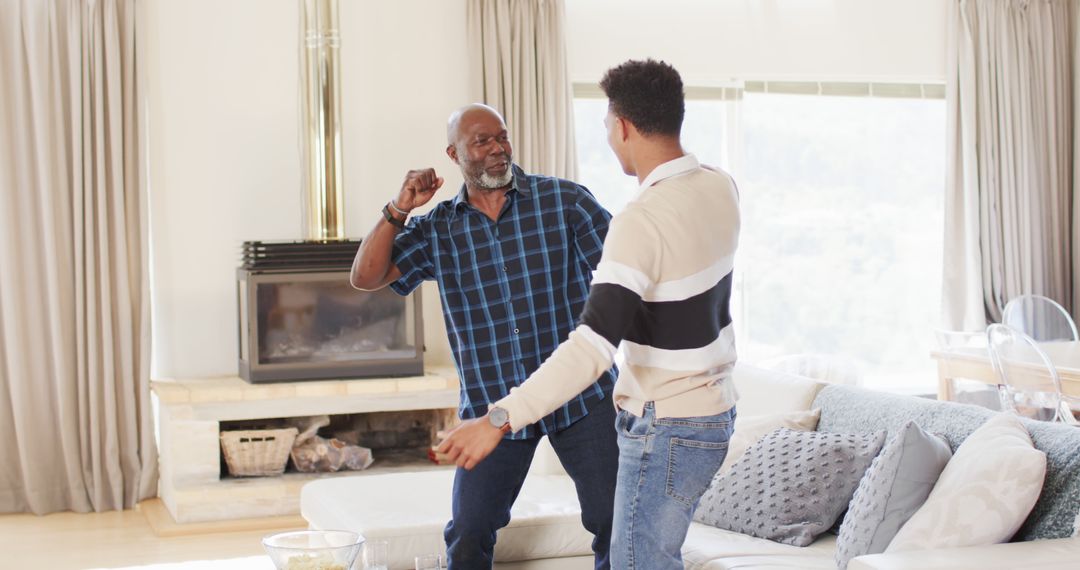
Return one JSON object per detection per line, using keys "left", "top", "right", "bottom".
{"left": 237, "top": 240, "right": 423, "bottom": 383}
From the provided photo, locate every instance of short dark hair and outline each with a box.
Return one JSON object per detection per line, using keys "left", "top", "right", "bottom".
{"left": 599, "top": 59, "right": 684, "bottom": 137}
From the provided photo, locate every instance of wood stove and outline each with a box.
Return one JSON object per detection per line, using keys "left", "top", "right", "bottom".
{"left": 237, "top": 240, "right": 423, "bottom": 383}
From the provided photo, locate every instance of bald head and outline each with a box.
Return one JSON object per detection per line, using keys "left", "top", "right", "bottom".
{"left": 445, "top": 103, "right": 514, "bottom": 192}
{"left": 447, "top": 103, "right": 506, "bottom": 146}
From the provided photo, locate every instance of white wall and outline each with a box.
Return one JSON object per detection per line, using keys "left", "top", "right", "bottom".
{"left": 565, "top": 0, "right": 947, "bottom": 85}
{"left": 144, "top": 0, "right": 948, "bottom": 379}
{"left": 143, "top": 0, "right": 467, "bottom": 378}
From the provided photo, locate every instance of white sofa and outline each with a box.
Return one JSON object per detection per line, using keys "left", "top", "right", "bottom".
{"left": 301, "top": 364, "right": 1080, "bottom": 569}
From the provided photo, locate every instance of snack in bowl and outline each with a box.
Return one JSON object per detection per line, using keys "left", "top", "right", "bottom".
{"left": 283, "top": 552, "right": 346, "bottom": 570}
{"left": 262, "top": 530, "right": 363, "bottom": 570}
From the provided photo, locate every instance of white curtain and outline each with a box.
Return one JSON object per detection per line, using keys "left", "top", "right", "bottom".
{"left": 943, "top": 0, "right": 1075, "bottom": 330}
{"left": 0, "top": 0, "right": 157, "bottom": 514}
{"left": 466, "top": 0, "right": 578, "bottom": 179}
{"left": 1075, "top": 0, "right": 1080, "bottom": 325}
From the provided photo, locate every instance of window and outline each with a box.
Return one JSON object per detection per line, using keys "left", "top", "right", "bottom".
{"left": 573, "top": 83, "right": 946, "bottom": 393}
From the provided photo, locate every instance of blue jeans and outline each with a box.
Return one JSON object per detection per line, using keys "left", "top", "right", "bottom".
{"left": 611, "top": 403, "right": 735, "bottom": 570}
{"left": 444, "top": 399, "right": 619, "bottom": 570}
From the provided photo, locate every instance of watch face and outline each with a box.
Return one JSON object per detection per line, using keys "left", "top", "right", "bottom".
{"left": 489, "top": 407, "right": 508, "bottom": 427}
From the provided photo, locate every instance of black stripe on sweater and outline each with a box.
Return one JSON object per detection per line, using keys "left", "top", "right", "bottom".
{"left": 629, "top": 271, "right": 732, "bottom": 349}
{"left": 580, "top": 283, "right": 643, "bottom": 348}
{"left": 581, "top": 272, "right": 733, "bottom": 351}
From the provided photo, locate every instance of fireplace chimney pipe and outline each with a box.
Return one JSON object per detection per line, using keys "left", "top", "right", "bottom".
{"left": 299, "top": 0, "right": 345, "bottom": 240}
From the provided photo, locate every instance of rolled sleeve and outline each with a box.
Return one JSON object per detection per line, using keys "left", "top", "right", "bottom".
{"left": 389, "top": 216, "right": 436, "bottom": 296}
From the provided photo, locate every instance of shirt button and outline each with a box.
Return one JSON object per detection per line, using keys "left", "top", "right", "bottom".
{"left": 513, "top": 328, "right": 520, "bottom": 334}
{"left": 503, "top": 265, "right": 508, "bottom": 272}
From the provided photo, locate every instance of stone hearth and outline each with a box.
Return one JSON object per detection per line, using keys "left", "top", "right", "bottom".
{"left": 151, "top": 367, "right": 459, "bottom": 523}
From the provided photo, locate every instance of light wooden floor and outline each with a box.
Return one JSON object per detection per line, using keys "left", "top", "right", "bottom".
{"left": 1, "top": 500, "right": 306, "bottom": 569}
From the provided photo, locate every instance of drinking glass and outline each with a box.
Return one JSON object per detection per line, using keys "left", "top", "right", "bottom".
{"left": 362, "top": 539, "right": 389, "bottom": 570}
{"left": 414, "top": 553, "right": 444, "bottom": 570}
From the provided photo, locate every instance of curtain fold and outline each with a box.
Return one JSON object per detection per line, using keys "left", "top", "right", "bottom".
{"left": 466, "top": 0, "right": 578, "bottom": 179}
{"left": 943, "top": 0, "right": 1075, "bottom": 330}
{"left": 1074, "top": 0, "right": 1080, "bottom": 325}
{"left": 0, "top": 0, "right": 156, "bottom": 514}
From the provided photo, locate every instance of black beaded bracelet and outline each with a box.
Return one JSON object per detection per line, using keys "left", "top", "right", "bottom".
{"left": 382, "top": 203, "right": 406, "bottom": 229}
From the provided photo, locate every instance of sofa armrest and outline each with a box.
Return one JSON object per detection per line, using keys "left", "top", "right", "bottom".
{"left": 848, "top": 537, "right": 1080, "bottom": 570}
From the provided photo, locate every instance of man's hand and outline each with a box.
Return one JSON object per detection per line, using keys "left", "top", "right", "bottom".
{"left": 436, "top": 417, "right": 504, "bottom": 470}
{"left": 396, "top": 168, "right": 444, "bottom": 212}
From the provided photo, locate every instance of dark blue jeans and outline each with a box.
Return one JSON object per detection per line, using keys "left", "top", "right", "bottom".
{"left": 444, "top": 399, "right": 619, "bottom": 570}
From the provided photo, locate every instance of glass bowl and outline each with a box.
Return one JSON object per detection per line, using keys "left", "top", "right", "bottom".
{"left": 262, "top": 530, "right": 364, "bottom": 570}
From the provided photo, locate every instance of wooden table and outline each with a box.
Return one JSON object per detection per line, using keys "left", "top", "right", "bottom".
{"left": 931, "top": 341, "right": 1080, "bottom": 402}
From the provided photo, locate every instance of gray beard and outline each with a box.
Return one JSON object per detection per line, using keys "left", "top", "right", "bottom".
{"left": 477, "top": 167, "right": 514, "bottom": 190}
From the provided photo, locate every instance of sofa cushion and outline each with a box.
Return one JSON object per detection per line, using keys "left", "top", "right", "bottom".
{"left": 848, "top": 537, "right": 1080, "bottom": 570}
{"left": 719, "top": 408, "right": 821, "bottom": 475}
{"left": 301, "top": 471, "right": 593, "bottom": 569}
{"left": 731, "top": 364, "right": 826, "bottom": 417}
{"left": 694, "top": 555, "right": 836, "bottom": 570}
{"left": 813, "top": 384, "right": 1080, "bottom": 540}
{"left": 834, "top": 421, "right": 952, "bottom": 569}
{"left": 885, "top": 414, "right": 1046, "bottom": 552}
{"left": 695, "top": 428, "right": 886, "bottom": 547}
{"left": 682, "top": 523, "right": 838, "bottom": 569}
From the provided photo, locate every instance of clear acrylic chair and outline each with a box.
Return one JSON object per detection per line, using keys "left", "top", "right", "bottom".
{"left": 986, "top": 323, "right": 1079, "bottom": 425}
{"left": 1001, "top": 294, "right": 1079, "bottom": 342}
{"left": 933, "top": 329, "right": 1001, "bottom": 410}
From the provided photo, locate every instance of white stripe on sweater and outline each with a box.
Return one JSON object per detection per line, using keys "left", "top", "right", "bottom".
{"left": 577, "top": 324, "right": 617, "bottom": 362}
{"left": 591, "top": 256, "right": 735, "bottom": 303}
{"left": 644, "top": 255, "right": 734, "bottom": 302}
{"left": 591, "top": 260, "right": 652, "bottom": 296}
{"left": 620, "top": 325, "right": 736, "bottom": 371}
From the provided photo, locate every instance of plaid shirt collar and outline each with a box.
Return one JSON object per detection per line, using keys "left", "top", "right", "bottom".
{"left": 450, "top": 164, "right": 532, "bottom": 216}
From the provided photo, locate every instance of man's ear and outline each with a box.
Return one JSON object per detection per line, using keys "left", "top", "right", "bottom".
{"left": 617, "top": 116, "right": 633, "bottom": 142}
{"left": 446, "top": 144, "right": 458, "bottom": 164}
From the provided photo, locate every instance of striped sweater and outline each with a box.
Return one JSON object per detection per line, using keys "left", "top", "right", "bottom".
{"left": 494, "top": 154, "right": 740, "bottom": 430}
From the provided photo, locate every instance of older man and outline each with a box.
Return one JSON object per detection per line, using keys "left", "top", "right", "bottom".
{"left": 350, "top": 104, "right": 618, "bottom": 570}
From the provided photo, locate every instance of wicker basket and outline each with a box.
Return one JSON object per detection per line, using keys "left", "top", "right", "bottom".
{"left": 220, "top": 427, "right": 299, "bottom": 477}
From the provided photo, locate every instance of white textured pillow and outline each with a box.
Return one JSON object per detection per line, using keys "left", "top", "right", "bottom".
{"left": 886, "top": 414, "right": 1047, "bottom": 552}
{"left": 719, "top": 408, "right": 821, "bottom": 474}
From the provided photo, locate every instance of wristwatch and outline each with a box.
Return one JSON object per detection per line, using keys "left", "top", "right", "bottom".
{"left": 382, "top": 202, "right": 406, "bottom": 229}
{"left": 488, "top": 406, "right": 511, "bottom": 433}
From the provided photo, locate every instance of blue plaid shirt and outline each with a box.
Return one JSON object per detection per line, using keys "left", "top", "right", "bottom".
{"left": 390, "top": 165, "right": 616, "bottom": 439}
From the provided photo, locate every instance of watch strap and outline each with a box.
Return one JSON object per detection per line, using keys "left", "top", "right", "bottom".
{"left": 382, "top": 203, "right": 406, "bottom": 229}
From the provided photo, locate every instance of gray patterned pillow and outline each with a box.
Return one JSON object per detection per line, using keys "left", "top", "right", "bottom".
{"left": 694, "top": 427, "right": 886, "bottom": 547}
{"left": 834, "top": 421, "right": 952, "bottom": 569}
